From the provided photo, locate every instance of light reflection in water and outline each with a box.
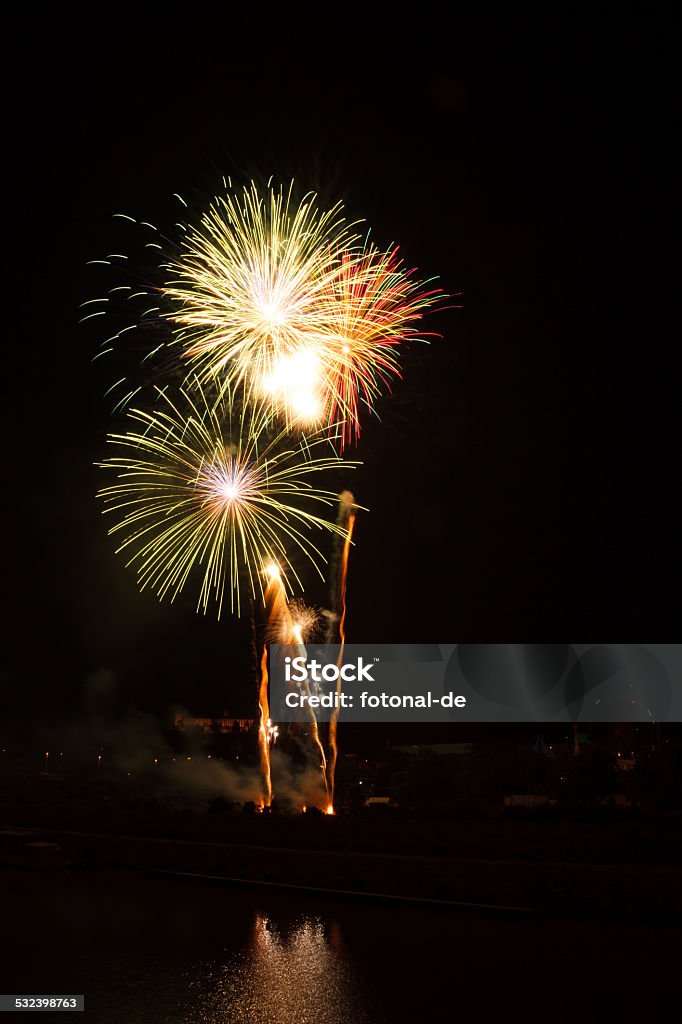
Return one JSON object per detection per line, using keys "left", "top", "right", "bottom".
{"left": 178, "top": 912, "right": 382, "bottom": 1024}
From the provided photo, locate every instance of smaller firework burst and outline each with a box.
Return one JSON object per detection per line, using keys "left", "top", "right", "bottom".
{"left": 269, "top": 598, "right": 324, "bottom": 645}
{"left": 310, "top": 244, "right": 441, "bottom": 447}
{"left": 97, "top": 380, "right": 358, "bottom": 616}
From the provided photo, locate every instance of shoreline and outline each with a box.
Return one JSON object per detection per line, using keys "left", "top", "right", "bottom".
{"left": 2, "top": 821, "right": 680, "bottom": 923}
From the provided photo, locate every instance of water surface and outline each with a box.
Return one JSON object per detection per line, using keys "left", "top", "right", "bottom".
{"left": 1, "top": 869, "right": 677, "bottom": 1022}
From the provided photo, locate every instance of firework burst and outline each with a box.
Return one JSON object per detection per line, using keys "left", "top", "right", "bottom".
{"left": 97, "top": 382, "right": 357, "bottom": 616}
{"left": 160, "top": 181, "right": 440, "bottom": 446}
{"left": 163, "top": 182, "right": 358, "bottom": 401}
{"left": 267, "top": 598, "right": 324, "bottom": 645}
{"left": 313, "top": 246, "right": 441, "bottom": 448}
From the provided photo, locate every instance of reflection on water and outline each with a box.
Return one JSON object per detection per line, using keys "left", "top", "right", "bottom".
{"left": 179, "top": 913, "right": 379, "bottom": 1024}
{"left": 2, "top": 868, "right": 680, "bottom": 1023}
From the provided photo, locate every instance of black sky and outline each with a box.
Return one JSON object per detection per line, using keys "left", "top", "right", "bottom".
{"left": 5, "top": 11, "right": 677, "bottom": 720}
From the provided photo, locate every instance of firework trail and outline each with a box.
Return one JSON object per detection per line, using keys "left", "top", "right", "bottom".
{"left": 257, "top": 561, "right": 292, "bottom": 807}
{"left": 264, "top": 565, "right": 329, "bottom": 806}
{"left": 241, "top": 589, "right": 273, "bottom": 807}
{"left": 257, "top": 642, "right": 272, "bottom": 806}
{"left": 325, "top": 492, "right": 357, "bottom": 809}
{"left": 291, "top": 621, "right": 330, "bottom": 807}
{"left": 97, "top": 380, "right": 356, "bottom": 616}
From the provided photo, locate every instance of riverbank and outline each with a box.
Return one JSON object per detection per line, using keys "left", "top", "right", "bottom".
{"left": 2, "top": 815, "right": 680, "bottom": 921}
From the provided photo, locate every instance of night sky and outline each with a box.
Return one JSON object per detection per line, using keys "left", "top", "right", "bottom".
{"left": 5, "top": 12, "right": 676, "bottom": 722}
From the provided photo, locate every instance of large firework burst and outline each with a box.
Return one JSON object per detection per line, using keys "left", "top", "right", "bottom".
{"left": 97, "top": 381, "right": 356, "bottom": 616}
{"left": 163, "top": 182, "right": 357, "bottom": 399}
{"left": 161, "top": 181, "right": 440, "bottom": 446}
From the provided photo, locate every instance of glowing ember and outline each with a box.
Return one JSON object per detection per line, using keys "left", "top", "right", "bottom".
{"left": 267, "top": 718, "right": 279, "bottom": 745}
{"left": 265, "top": 562, "right": 281, "bottom": 581}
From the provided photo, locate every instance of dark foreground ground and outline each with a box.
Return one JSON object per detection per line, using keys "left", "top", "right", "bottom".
{"left": 3, "top": 796, "right": 681, "bottom": 863}
{"left": 2, "top": 799, "right": 681, "bottom": 920}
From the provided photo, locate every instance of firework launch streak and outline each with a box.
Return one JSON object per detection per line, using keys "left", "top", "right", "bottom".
{"left": 270, "top": 644, "right": 682, "bottom": 723}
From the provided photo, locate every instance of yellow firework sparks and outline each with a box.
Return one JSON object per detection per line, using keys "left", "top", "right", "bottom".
{"left": 97, "top": 382, "right": 357, "bottom": 617}
{"left": 265, "top": 597, "right": 324, "bottom": 646}
{"left": 161, "top": 181, "right": 440, "bottom": 446}
{"left": 163, "top": 181, "right": 359, "bottom": 401}
{"left": 287, "top": 599, "right": 324, "bottom": 643}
